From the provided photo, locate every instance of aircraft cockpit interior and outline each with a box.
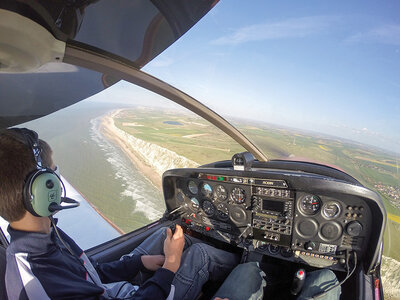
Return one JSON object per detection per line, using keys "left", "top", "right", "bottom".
{"left": 156, "top": 152, "right": 385, "bottom": 298}
{"left": 0, "top": 0, "right": 397, "bottom": 299}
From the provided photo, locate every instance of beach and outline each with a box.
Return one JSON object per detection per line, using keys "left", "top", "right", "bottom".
{"left": 100, "top": 109, "right": 163, "bottom": 190}
{"left": 99, "top": 109, "right": 200, "bottom": 192}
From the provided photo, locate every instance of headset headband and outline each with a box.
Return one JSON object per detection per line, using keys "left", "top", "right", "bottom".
{"left": 5, "top": 127, "right": 79, "bottom": 216}
{"left": 7, "top": 128, "right": 42, "bottom": 168}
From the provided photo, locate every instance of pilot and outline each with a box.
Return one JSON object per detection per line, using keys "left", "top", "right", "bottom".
{"left": 0, "top": 128, "right": 248, "bottom": 300}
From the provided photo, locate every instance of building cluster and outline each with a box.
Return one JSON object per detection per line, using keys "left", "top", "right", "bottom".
{"left": 374, "top": 184, "right": 400, "bottom": 209}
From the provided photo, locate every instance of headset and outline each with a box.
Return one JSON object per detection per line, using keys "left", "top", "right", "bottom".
{"left": 7, "top": 128, "right": 79, "bottom": 217}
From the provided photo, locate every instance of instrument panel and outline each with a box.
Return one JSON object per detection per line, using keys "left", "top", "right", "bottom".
{"left": 163, "top": 166, "right": 383, "bottom": 272}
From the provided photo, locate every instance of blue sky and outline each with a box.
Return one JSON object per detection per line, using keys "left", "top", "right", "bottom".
{"left": 102, "top": 0, "right": 400, "bottom": 154}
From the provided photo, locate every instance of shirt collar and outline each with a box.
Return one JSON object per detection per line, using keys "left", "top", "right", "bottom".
{"left": 7, "top": 224, "right": 56, "bottom": 254}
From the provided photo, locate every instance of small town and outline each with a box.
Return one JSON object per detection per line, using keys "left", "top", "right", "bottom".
{"left": 375, "top": 184, "right": 400, "bottom": 209}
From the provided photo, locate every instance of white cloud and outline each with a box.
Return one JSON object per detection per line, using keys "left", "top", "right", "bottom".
{"left": 212, "top": 16, "right": 340, "bottom": 45}
{"left": 346, "top": 24, "right": 400, "bottom": 46}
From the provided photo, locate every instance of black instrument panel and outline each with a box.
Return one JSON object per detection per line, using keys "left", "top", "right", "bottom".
{"left": 163, "top": 165, "right": 384, "bottom": 273}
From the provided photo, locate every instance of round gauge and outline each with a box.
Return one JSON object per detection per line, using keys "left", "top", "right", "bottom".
{"left": 188, "top": 181, "right": 198, "bottom": 194}
{"left": 280, "top": 247, "right": 293, "bottom": 258}
{"left": 214, "top": 185, "right": 228, "bottom": 201}
{"left": 190, "top": 197, "right": 200, "bottom": 211}
{"left": 202, "top": 200, "right": 215, "bottom": 216}
{"left": 299, "top": 195, "right": 321, "bottom": 215}
{"left": 256, "top": 241, "right": 268, "bottom": 251}
{"left": 268, "top": 244, "right": 280, "bottom": 255}
{"left": 231, "top": 187, "right": 246, "bottom": 204}
{"left": 216, "top": 203, "right": 229, "bottom": 220}
{"left": 201, "top": 183, "right": 213, "bottom": 198}
{"left": 322, "top": 201, "right": 341, "bottom": 219}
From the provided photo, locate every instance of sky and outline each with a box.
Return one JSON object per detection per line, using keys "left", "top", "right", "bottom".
{"left": 96, "top": 0, "right": 400, "bottom": 154}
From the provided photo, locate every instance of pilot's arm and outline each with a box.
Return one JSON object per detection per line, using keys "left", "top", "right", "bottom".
{"left": 96, "top": 226, "right": 185, "bottom": 299}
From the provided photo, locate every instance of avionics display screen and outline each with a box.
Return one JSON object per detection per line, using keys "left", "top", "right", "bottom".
{"left": 262, "top": 199, "right": 284, "bottom": 212}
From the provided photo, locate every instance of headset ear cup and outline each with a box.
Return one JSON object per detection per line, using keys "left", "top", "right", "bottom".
{"left": 23, "top": 170, "right": 41, "bottom": 217}
{"left": 23, "top": 169, "right": 62, "bottom": 217}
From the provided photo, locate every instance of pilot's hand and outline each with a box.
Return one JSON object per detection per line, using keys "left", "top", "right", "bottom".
{"left": 141, "top": 255, "right": 165, "bottom": 271}
{"left": 163, "top": 224, "right": 185, "bottom": 273}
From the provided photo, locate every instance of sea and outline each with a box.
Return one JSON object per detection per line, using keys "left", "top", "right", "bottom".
{"left": 15, "top": 100, "right": 164, "bottom": 250}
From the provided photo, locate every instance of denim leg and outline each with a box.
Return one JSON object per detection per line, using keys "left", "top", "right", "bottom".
{"left": 297, "top": 269, "right": 341, "bottom": 300}
{"left": 123, "top": 227, "right": 202, "bottom": 257}
{"left": 212, "top": 262, "right": 266, "bottom": 300}
{"left": 172, "top": 243, "right": 239, "bottom": 300}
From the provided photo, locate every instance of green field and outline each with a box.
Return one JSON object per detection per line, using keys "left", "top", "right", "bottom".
{"left": 114, "top": 107, "right": 400, "bottom": 261}
{"left": 114, "top": 108, "right": 246, "bottom": 164}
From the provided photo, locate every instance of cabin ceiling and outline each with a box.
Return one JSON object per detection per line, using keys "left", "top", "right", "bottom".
{"left": 0, "top": 0, "right": 217, "bottom": 129}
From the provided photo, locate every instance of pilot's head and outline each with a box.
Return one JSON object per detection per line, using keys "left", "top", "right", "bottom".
{"left": 0, "top": 128, "right": 54, "bottom": 222}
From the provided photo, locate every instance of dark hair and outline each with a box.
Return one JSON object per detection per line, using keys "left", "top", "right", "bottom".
{"left": 0, "top": 129, "right": 53, "bottom": 222}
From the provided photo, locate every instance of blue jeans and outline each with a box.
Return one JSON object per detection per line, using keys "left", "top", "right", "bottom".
{"left": 213, "top": 262, "right": 266, "bottom": 300}
{"left": 212, "top": 263, "right": 340, "bottom": 300}
{"left": 297, "top": 269, "right": 341, "bottom": 300}
{"left": 129, "top": 227, "right": 240, "bottom": 300}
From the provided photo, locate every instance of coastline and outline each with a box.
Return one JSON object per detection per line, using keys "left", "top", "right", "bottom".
{"left": 100, "top": 110, "right": 163, "bottom": 190}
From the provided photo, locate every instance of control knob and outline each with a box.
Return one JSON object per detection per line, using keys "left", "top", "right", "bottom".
{"left": 346, "top": 221, "right": 363, "bottom": 237}
{"left": 304, "top": 241, "right": 317, "bottom": 251}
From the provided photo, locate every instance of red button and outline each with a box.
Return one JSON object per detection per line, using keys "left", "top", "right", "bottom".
{"left": 205, "top": 226, "right": 210, "bottom": 231}
{"left": 299, "top": 270, "right": 304, "bottom": 276}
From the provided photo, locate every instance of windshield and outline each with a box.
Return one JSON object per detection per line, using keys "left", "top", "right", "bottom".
{"left": 140, "top": 1, "right": 399, "bottom": 297}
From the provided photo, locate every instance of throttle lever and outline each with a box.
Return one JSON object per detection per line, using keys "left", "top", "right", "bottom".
{"left": 291, "top": 269, "right": 306, "bottom": 296}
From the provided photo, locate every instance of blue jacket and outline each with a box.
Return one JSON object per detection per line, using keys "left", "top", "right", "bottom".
{"left": 5, "top": 225, "right": 175, "bottom": 299}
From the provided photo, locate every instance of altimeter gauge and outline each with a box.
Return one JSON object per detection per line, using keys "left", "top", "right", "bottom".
{"left": 299, "top": 195, "right": 321, "bottom": 215}
{"left": 231, "top": 187, "right": 246, "bottom": 204}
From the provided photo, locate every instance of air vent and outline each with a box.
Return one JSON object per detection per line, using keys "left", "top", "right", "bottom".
{"left": 342, "top": 235, "right": 360, "bottom": 247}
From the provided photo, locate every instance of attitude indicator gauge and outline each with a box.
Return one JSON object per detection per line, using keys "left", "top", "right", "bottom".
{"left": 299, "top": 195, "right": 321, "bottom": 215}
{"left": 201, "top": 183, "right": 213, "bottom": 198}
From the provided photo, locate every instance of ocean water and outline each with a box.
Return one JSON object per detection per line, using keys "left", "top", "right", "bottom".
{"left": 22, "top": 101, "right": 164, "bottom": 248}
{"left": 89, "top": 115, "right": 164, "bottom": 222}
